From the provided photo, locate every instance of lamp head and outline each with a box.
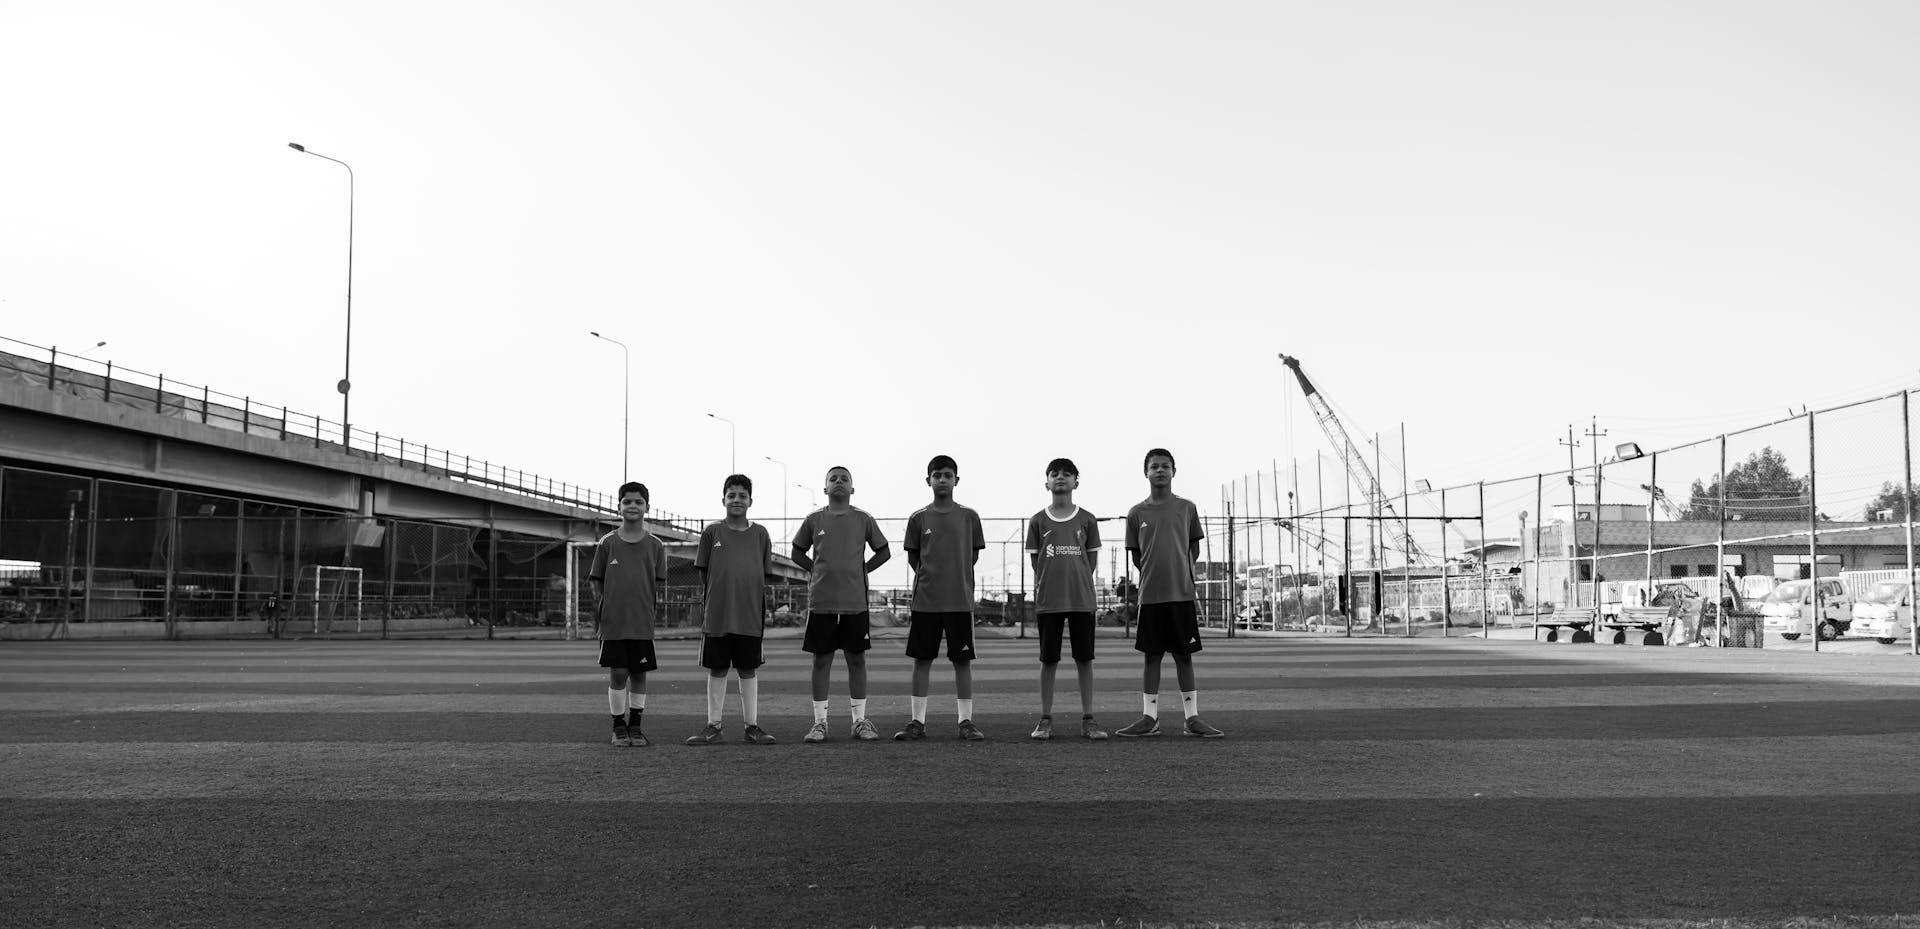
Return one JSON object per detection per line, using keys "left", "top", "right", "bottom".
{"left": 288, "top": 142, "right": 306, "bottom": 152}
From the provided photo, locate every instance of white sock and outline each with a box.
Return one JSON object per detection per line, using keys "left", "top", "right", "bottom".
{"left": 740, "top": 678, "right": 759, "bottom": 727}
{"left": 1142, "top": 693, "right": 1159, "bottom": 718}
{"left": 812, "top": 700, "right": 829, "bottom": 724}
{"left": 1181, "top": 691, "right": 1199, "bottom": 718}
{"left": 706, "top": 676, "right": 726, "bottom": 724}
{"left": 956, "top": 698, "right": 974, "bottom": 722}
{"left": 911, "top": 695, "right": 927, "bottom": 723}
{"left": 629, "top": 691, "right": 646, "bottom": 711}
{"left": 850, "top": 698, "right": 868, "bottom": 722}
{"left": 608, "top": 688, "right": 628, "bottom": 717}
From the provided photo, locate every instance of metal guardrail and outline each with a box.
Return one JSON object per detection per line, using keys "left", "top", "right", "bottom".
{"left": 0, "top": 336, "right": 703, "bottom": 535}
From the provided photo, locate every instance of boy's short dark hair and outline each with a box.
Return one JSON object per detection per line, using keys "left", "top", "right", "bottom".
{"left": 826, "top": 465, "right": 851, "bottom": 480}
{"left": 618, "top": 481, "right": 650, "bottom": 504}
{"left": 722, "top": 474, "right": 753, "bottom": 496}
{"left": 1045, "top": 457, "right": 1079, "bottom": 477}
{"left": 1142, "top": 448, "right": 1176, "bottom": 473}
{"left": 926, "top": 455, "right": 958, "bottom": 476}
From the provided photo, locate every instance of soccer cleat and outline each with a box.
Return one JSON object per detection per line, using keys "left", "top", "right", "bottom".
{"left": 958, "top": 719, "right": 986, "bottom": 741}
{"left": 742, "top": 725, "right": 777, "bottom": 745}
{"left": 629, "top": 727, "right": 649, "bottom": 748}
{"left": 683, "top": 723, "right": 724, "bottom": 746}
{"left": 893, "top": 719, "right": 927, "bottom": 741}
{"left": 1183, "top": 715, "right": 1225, "bottom": 739}
{"left": 804, "top": 721, "right": 830, "bottom": 743}
{"left": 1082, "top": 718, "right": 1110, "bottom": 741}
{"left": 611, "top": 720, "right": 631, "bottom": 747}
{"left": 1030, "top": 716, "right": 1053, "bottom": 740}
{"left": 852, "top": 718, "right": 881, "bottom": 741}
{"left": 1114, "top": 715, "right": 1162, "bottom": 738}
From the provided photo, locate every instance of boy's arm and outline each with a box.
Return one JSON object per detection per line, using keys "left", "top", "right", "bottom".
{"left": 1083, "top": 517, "right": 1102, "bottom": 573}
{"left": 789, "top": 515, "right": 814, "bottom": 572}
{"left": 865, "top": 544, "right": 891, "bottom": 574}
{"left": 968, "top": 509, "right": 984, "bottom": 566}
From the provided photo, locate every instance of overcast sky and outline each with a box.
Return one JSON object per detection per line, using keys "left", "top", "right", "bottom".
{"left": 4, "top": 2, "right": 1917, "bottom": 583}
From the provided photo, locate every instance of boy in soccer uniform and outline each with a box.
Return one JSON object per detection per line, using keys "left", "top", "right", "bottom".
{"left": 895, "top": 454, "right": 987, "bottom": 741}
{"left": 790, "top": 466, "right": 892, "bottom": 743}
{"left": 589, "top": 481, "right": 668, "bottom": 747}
{"left": 1116, "top": 449, "right": 1225, "bottom": 739}
{"left": 1025, "top": 457, "right": 1108, "bottom": 741}
{"left": 686, "top": 474, "right": 778, "bottom": 745}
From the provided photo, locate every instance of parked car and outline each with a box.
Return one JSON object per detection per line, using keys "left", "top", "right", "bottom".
{"left": 1759, "top": 578, "right": 1853, "bottom": 641}
{"left": 1848, "top": 580, "right": 1914, "bottom": 645}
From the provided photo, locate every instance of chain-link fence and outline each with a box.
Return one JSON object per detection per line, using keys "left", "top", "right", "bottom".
{"left": 1217, "top": 389, "right": 1918, "bottom": 653}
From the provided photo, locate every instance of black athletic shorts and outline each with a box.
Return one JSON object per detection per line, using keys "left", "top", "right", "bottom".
{"left": 1038, "top": 611, "right": 1096, "bottom": 664}
{"left": 700, "top": 633, "right": 765, "bottom": 672}
{"left": 1133, "top": 601, "right": 1203, "bottom": 656}
{"left": 803, "top": 611, "right": 872, "bottom": 655}
{"left": 905, "top": 611, "right": 975, "bottom": 662}
{"left": 598, "top": 638, "right": 659, "bottom": 671}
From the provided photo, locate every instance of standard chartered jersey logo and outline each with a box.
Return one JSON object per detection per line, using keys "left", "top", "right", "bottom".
{"left": 1044, "top": 544, "right": 1083, "bottom": 557}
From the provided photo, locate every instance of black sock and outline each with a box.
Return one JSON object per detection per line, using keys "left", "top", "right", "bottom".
{"left": 628, "top": 708, "right": 643, "bottom": 726}
{"left": 1083, "top": 714, "right": 1094, "bottom": 721}
{"left": 611, "top": 714, "right": 624, "bottom": 725}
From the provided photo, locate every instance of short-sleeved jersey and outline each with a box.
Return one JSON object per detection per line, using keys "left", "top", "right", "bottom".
{"left": 904, "top": 503, "right": 984, "bottom": 612}
{"left": 1126, "top": 495, "right": 1204, "bottom": 605}
{"left": 792, "top": 506, "right": 889, "bottom": 613}
{"left": 589, "top": 530, "right": 667, "bottom": 640}
{"left": 696, "top": 521, "right": 771, "bottom": 637}
{"left": 1026, "top": 506, "right": 1101, "bottom": 613}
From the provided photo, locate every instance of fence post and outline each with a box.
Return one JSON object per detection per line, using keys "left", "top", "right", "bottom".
{"left": 1901, "top": 390, "right": 1916, "bottom": 656}
{"left": 47, "top": 346, "right": 58, "bottom": 390}
{"left": 105, "top": 362, "right": 114, "bottom": 403}
{"left": 383, "top": 519, "right": 395, "bottom": 640}
{"left": 1645, "top": 454, "right": 1657, "bottom": 604}
{"left": 487, "top": 513, "right": 498, "bottom": 641}
{"left": 1809, "top": 411, "right": 1820, "bottom": 652}
{"left": 1479, "top": 481, "right": 1490, "bottom": 639}
{"left": 1717, "top": 434, "right": 1730, "bottom": 646}
{"left": 201, "top": 386, "right": 210, "bottom": 424}
{"left": 1440, "top": 486, "right": 1449, "bottom": 636}
{"left": 163, "top": 509, "right": 178, "bottom": 640}
{"left": 1532, "top": 473, "right": 1542, "bottom": 624}
{"left": 156, "top": 375, "right": 165, "bottom": 414}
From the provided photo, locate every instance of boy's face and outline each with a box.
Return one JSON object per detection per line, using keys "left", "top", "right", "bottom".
{"left": 619, "top": 492, "right": 650, "bottom": 521}
{"left": 926, "top": 468, "right": 958, "bottom": 497}
{"left": 722, "top": 485, "right": 752, "bottom": 518}
{"left": 1144, "top": 456, "right": 1176, "bottom": 489}
{"left": 1046, "top": 469, "right": 1079, "bottom": 494}
{"left": 824, "top": 469, "right": 853, "bottom": 500}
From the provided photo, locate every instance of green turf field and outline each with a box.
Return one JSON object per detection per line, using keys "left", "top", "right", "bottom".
{"left": 4, "top": 633, "right": 1919, "bottom": 929}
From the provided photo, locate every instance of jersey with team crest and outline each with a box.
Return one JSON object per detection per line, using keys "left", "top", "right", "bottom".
{"left": 1025, "top": 506, "right": 1101, "bottom": 613}
{"left": 695, "top": 521, "right": 772, "bottom": 636}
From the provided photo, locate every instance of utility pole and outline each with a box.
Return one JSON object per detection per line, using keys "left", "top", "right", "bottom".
{"left": 1584, "top": 417, "right": 1609, "bottom": 617}
{"left": 1558, "top": 426, "right": 1580, "bottom": 608}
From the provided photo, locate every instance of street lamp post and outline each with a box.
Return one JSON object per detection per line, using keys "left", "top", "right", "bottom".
{"left": 795, "top": 484, "right": 817, "bottom": 511}
{"left": 706, "top": 413, "right": 736, "bottom": 472}
{"left": 764, "top": 455, "right": 789, "bottom": 529}
{"left": 287, "top": 142, "right": 355, "bottom": 446}
{"left": 589, "top": 331, "right": 631, "bottom": 483}
{"left": 75, "top": 341, "right": 107, "bottom": 358}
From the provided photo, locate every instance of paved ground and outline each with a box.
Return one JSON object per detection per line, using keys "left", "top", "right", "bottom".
{"left": 3, "top": 632, "right": 1918, "bottom": 928}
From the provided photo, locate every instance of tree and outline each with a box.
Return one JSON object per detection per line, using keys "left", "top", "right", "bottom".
{"left": 1681, "top": 447, "right": 1812, "bottom": 522}
{"left": 1863, "top": 482, "right": 1919, "bottom": 522}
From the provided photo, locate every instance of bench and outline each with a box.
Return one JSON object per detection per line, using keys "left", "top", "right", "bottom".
{"left": 1534, "top": 609, "right": 1595, "bottom": 643}
{"left": 1601, "top": 605, "right": 1671, "bottom": 646}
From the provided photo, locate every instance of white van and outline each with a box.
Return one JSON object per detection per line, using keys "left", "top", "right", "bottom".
{"left": 1759, "top": 578, "right": 1853, "bottom": 641}
{"left": 1848, "top": 580, "right": 1914, "bottom": 645}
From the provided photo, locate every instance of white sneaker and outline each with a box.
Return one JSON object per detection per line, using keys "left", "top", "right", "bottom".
{"left": 804, "top": 721, "right": 829, "bottom": 743}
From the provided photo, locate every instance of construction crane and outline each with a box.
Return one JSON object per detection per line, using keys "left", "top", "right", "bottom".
{"left": 1278, "top": 353, "right": 1435, "bottom": 567}
{"left": 1640, "top": 484, "right": 1684, "bottom": 520}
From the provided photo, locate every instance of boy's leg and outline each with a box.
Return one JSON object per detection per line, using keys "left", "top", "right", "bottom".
{"left": 738, "top": 635, "right": 773, "bottom": 743}
{"left": 897, "top": 613, "right": 942, "bottom": 740}
{"left": 1173, "top": 652, "right": 1223, "bottom": 737}
{"left": 1074, "top": 660, "right": 1096, "bottom": 718}
{"left": 686, "top": 637, "right": 729, "bottom": 745}
{"left": 627, "top": 668, "right": 650, "bottom": 746}
{"left": 1116, "top": 652, "right": 1163, "bottom": 737}
{"left": 1039, "top": 661, "right": 1058, "bottom": 717}
{"left": 606, "top": 665, "right": 631, "bottom": 745}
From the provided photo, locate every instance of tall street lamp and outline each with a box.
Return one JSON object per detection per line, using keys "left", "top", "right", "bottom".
{"left": 706, "top": 412, "right": 735, "bottom": 472}
{"left": 764, "top": 455, "right": 789, "bottom": 529}
{"left": 796, "top": 483, "right": 818, "bottom": 512}
{"left": 288, "top": 142, "right": 355, "bottom": 446}
{"left": 589, "top": 331, "right": 631, "bottom": 483}
{"left": 75, "top": 341, "right": 108, "bottom": 358}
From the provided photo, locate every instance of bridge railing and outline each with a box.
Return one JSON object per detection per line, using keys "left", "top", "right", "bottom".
{"left": 0, "top": 337, "right": 702, "bottom": 536}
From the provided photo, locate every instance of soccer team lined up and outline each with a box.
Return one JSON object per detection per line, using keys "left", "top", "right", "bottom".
{"left": 588, "top": 448, "right": 1227, "bottom": 747}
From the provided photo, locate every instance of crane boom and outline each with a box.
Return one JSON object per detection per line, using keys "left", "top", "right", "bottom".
{"left": 1278, "top": 353, "right": 1434, "bottom": 566}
